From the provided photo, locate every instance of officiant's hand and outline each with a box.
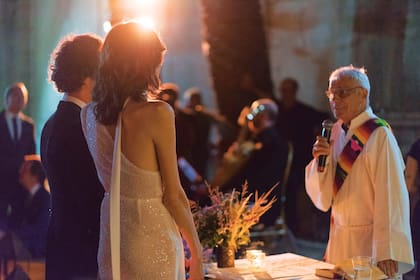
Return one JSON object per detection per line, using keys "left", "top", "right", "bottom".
{"left": 312, "top": 136, "right": 333, "bottom": 159}
{"left": 377, "top": 259, "right": 398, "bottom": 278}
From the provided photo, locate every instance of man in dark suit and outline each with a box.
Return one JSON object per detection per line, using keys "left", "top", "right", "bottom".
{"left": 8, "top": 154, "right": 50, "bottom": 259}
{"left": 275, "top": 78, "right": 330, "bottom": 240}
{"left": 0, "top": 82, "right": 35, "bottom": 237}
{"left": 41, "top": 34, "right": 104, "bottom": 279}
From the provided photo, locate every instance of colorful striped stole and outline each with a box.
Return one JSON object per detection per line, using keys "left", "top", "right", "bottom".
{"left": 333, "top": 118, "right": 389, "bottom": 197}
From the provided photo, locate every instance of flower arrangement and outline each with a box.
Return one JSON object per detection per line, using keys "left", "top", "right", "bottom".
{"left": 192, "top": 182, "right": 276, "bottom": 252}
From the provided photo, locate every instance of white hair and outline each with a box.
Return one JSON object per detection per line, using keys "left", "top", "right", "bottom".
{"left": 329, "top": 65, "right": 371, "bottom": 96}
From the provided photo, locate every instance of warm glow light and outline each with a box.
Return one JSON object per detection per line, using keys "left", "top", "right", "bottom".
{"left": 134, "top": 0, "right": 153, "bottom": 5}
{"left": 137, "top": 16, "right": 155, "bottom": 30}
{"left": 121, "top": 0, "right": 156, "bottom": 15}
{"left": 107, "top": 0, "right": 163, "bottom": 33}
{"left": 103, "top": 20, "right": 112, "bottom": 33}
{"left": 103, "top": 17, "right": 156, "bottom": 33}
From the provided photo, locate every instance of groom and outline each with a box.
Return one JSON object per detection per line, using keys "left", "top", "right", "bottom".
{"left": 41, "top": 34, "right": 104, "bottom": 279}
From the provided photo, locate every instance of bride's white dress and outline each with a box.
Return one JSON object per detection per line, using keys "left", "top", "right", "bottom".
{"left": 81, "top": 103, "right": 185, "bottom": 279}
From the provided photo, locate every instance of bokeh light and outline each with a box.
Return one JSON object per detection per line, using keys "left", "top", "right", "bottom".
{"left": 103, "top": 20, "right": 112, "bottom": 33}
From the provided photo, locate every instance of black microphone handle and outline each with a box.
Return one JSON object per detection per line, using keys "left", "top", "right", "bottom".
{"left": 317, "top": 156, "right": 328, "bottom": 172}
{"left": 317, "top": 120, "right": 333, "bottom": 172}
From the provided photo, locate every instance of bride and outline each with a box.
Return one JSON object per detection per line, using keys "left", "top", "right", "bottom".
{"left": 81, "top": 22, "right": 203, "bottom": 279}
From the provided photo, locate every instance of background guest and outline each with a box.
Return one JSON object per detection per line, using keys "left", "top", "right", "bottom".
{"left": 159, "top": 83, "right": 195, "bottom": 170}
{"left": 405, "top": 138, "right": 420, "bottom": 280}
{"left": 0, "top": 82, "right": 35, "bottom": 238}
{"left": 239, "top": 72, "right": 272, "bottom": 104}
{"left": 275, "top": 77, "right": 330, "bottom": 240}
{"left": 41, "top": 34, "right": 104, "bottom": 279}
{"left": 183, "top": 87, "right": 230, "bottom": 181}
{"left": 158, "top": 83, "right": 201, "bottom": 201}
{"left": 8, "top": 154, "right": 50, "bottom": 259}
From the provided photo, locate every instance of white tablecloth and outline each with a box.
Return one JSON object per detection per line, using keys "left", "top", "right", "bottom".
{"left": 204, "top": 252, "right": 334, "bottom": 280}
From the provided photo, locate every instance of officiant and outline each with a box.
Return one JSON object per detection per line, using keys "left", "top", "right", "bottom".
{"left": 305, "top": 65, "right": 414, "bottom": 278}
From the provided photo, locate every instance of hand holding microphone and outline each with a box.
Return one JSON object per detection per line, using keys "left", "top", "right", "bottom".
{"left": 316, "top": 119, "right": 334, "bottom": 172}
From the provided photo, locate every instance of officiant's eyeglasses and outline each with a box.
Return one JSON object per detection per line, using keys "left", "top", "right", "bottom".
{"left": 325, "top": 86, "right": 363, "bottom": 99}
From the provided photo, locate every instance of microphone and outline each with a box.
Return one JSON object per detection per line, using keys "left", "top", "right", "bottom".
{"left": 317, "top": 119, "right": 334, "bottom": 172}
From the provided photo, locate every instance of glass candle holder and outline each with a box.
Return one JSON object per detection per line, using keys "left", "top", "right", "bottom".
{"left": 352, "top": 256, "right": 372, "bottom": 280}
{"left": 246, "top": 249, "right": 266, "bottom": 269}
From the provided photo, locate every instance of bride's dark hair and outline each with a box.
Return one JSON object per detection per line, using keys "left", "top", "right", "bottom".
{"left": 93, "top": 21, "right": 166, "bottom": 125}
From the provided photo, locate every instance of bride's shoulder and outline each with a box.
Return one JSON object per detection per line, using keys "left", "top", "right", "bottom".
{"left": 144, "top": 100, "right": 174, "bottom": 117}
{"left": 127, "top": 100, "right": 174, "bottom": 126}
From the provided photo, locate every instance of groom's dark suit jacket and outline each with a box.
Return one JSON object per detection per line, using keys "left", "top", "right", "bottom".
{"left": 0, "top": 111, "right": 35, "bottom": 231}
{"left": 41, "top": 101, "right": 104, "bottom": 279}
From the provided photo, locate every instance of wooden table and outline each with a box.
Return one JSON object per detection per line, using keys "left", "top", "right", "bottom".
{"left": 204, "top": 252, "right": 334, "bottom": 280}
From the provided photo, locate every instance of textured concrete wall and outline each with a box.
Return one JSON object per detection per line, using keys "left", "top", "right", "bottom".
{"left": 0, "top": 0, "right": 33, "bottom": 110}
{"left": 0, "top": 0, "right": 418, "bottom": 154}
{"left": 262, "top": 0, "right": 355, "bottom": 112}
{"left": 261, "top": 0, "right": 420, "bottom": 154}
{"left": 159, "top": 0, "right": 214, "bottom": 109}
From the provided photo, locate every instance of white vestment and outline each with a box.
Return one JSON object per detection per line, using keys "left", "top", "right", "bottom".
{"left": 305, "top": 107, "right": 414, "bottom": 274}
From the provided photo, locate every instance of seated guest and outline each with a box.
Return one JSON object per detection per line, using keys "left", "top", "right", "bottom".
{"left": 9, "top": 155, "right": 50, "bottom": 259}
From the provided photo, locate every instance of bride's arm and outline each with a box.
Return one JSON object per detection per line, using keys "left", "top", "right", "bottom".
{"left": 152, "top": 101, "right": 203, "bottom": 279}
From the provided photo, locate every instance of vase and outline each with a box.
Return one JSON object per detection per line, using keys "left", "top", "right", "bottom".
{"left": 215, "top": 245, "right": 235, "bottom": 268}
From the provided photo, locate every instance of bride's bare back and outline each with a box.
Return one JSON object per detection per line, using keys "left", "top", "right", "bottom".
{"left": 106, "top": 99, "right": 171, "bottom": 173}
{"left": 105, "top": 99, "right": 183, "bottom": 195}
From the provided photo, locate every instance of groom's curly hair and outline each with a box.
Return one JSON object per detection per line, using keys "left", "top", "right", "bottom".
{"left": 93, "top": 22, "right": 166, "bottom": 125}
{"left": 48, "top": 34, "right": 103, "bottom": 93}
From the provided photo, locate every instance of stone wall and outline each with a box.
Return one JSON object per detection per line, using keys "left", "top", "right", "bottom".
{"left": 261, "top": 0, "right": 420, "bottom": 154}
{"left": 383, "top": 112, "right": 420, "bottom": 155}
{"left": 0, "top": 0, "right": 32, "bottom": 109}
{"left": 0, "top": 0, "right": 419, "bottom": 154}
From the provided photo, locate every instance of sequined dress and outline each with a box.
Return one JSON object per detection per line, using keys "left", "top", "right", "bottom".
{"left": 81, "top": 103, "right": 185, "bottom": 279}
